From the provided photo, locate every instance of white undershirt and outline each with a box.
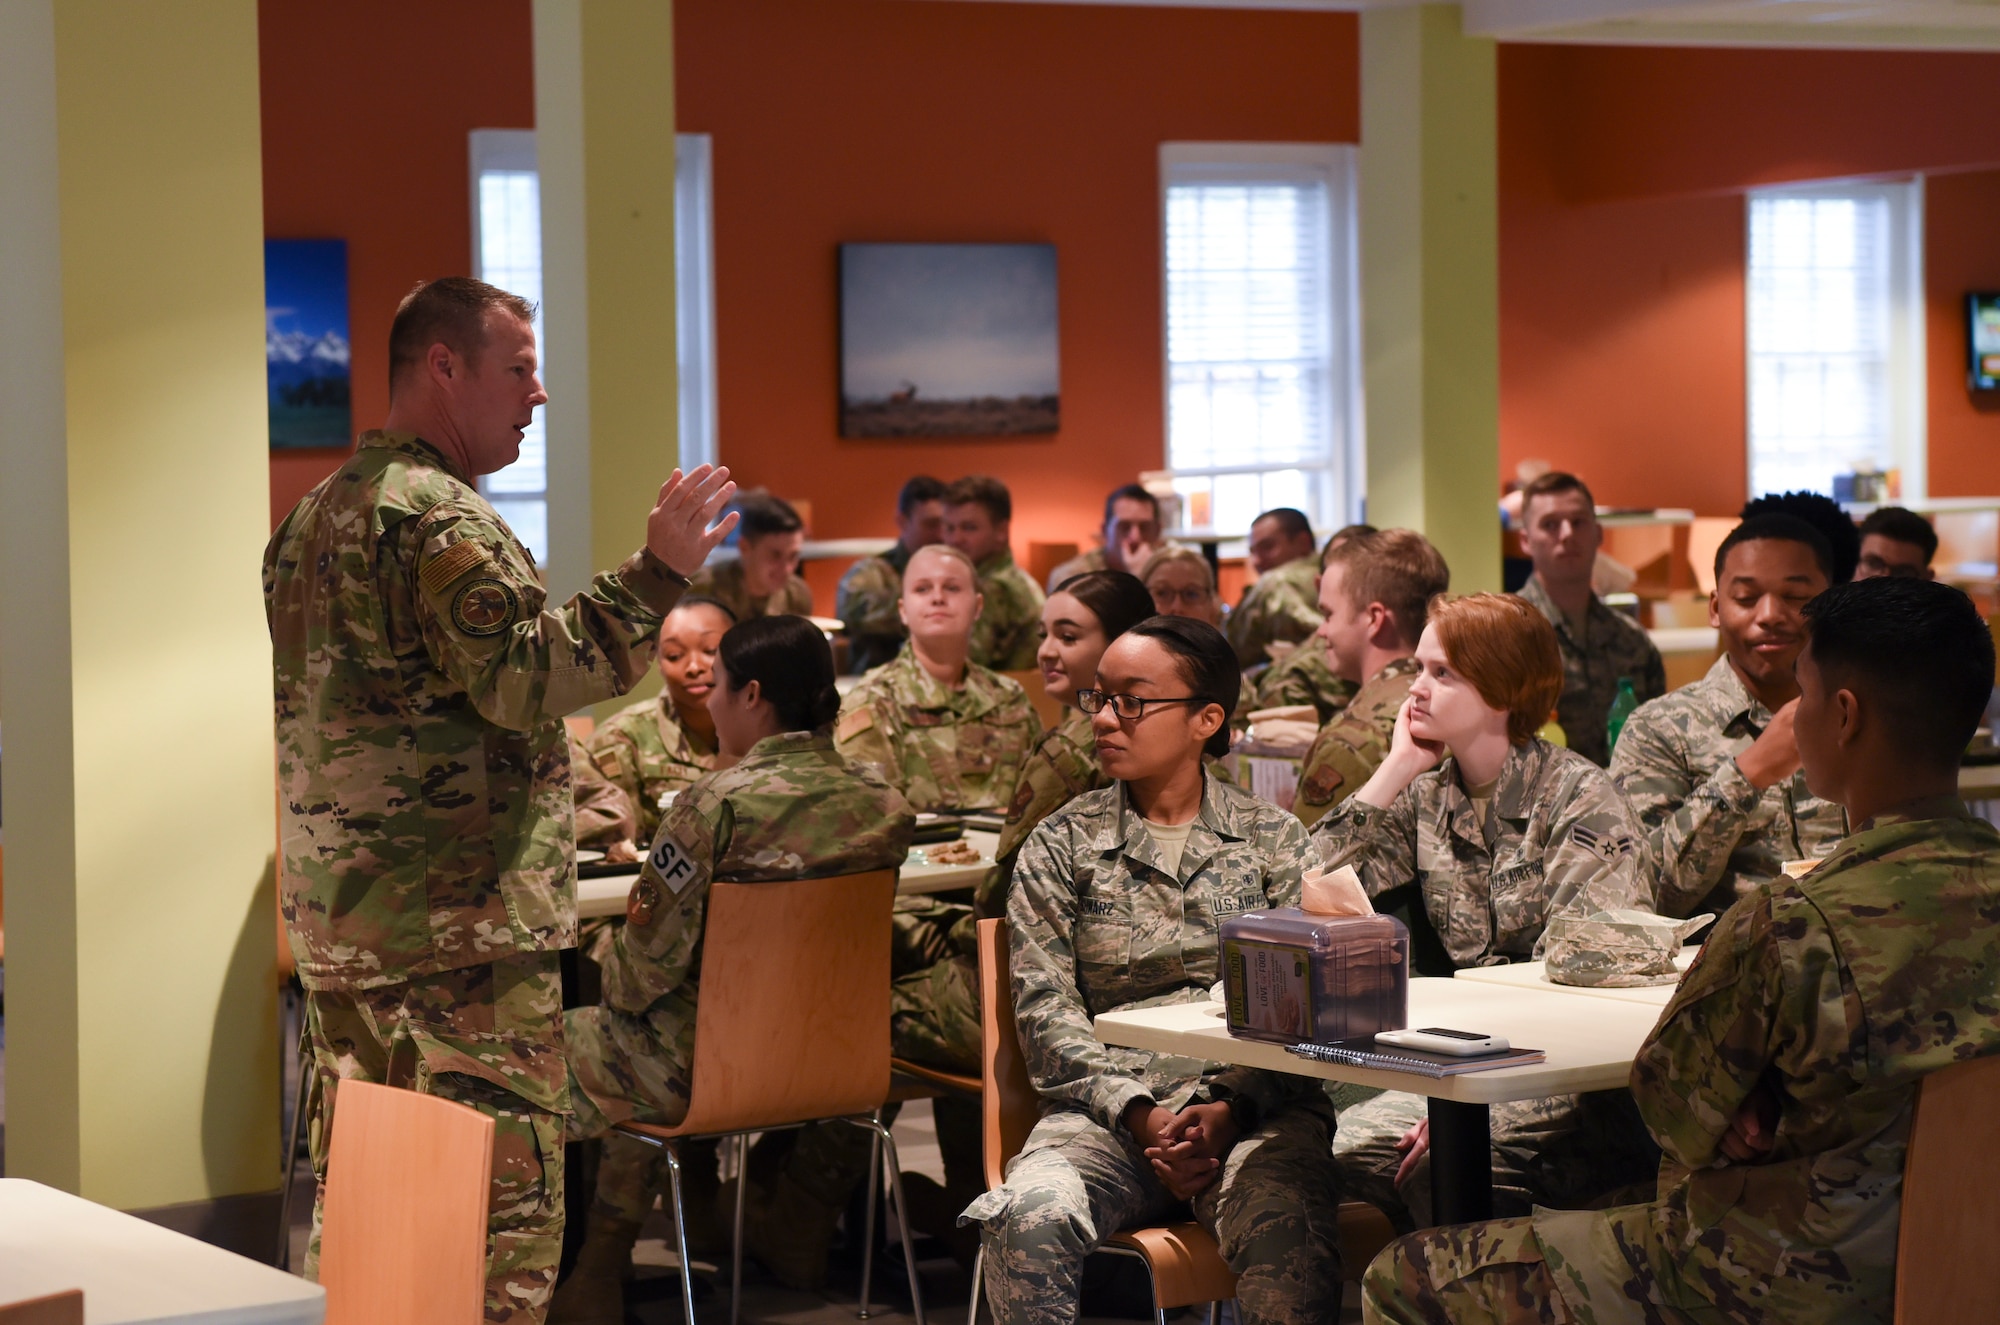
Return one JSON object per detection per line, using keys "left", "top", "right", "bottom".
{"left": 1145, "top": 818, "right": 1195, "bottom": 876}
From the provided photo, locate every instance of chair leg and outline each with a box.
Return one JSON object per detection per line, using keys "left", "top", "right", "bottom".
{"left": 842, "top": 1115, "right": 928, "bottom": 1325}
{"left": 275, "top": 1028, "right": 310, "bottom": 1269}
{"left": 662, "top": 1141, "right": 699, "bottom": 1325}
{"left": 856, "top": 1110, "right": 884, "bottom": 1318}
{"left": 1208, "top": 1300, "right": 1222, "bottom": 1325}
{"left": 731, "top": 1134, "right": 748, "bottom": 1325}
{"left": 966, "top": 1250, "right": 984, "bottom": 1325}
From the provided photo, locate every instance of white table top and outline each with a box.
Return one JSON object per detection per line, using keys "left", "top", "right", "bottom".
{"left": 1450, "top": 949, "right": 1695, "bottom": 1007}
{"left": 575, "top": 829, "right": 999, "bottom": 918}
{"left": 1960, "top": 763, "right": 2000, "bottom": 796}
{"left": 0, "top": 1179, "right": 324, "bottom": 1324}
{"left": 1094, "top": 977, "right": 1660, "bottom": 1104}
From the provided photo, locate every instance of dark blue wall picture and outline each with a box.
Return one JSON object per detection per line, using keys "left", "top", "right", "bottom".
{"left": 840, "top": 242, "right": 1059, "bottom": 438}
{"left": 265, "top": 238, "right": 352, "bottom": 449}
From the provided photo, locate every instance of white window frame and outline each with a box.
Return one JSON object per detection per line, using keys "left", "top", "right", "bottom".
{"left": 1158, "top": 141, "right": 1364, "bottom": 535}
{"left": 468, "top": 128, "right": 548, "bottom": 562}
{"left": 1745, "top": 177, "right": 1926, "bottom": 503}
{"left": 676, "top": 133, "right": 719, "bottom": 470}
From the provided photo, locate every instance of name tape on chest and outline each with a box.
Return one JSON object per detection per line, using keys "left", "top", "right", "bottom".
{"left": 649, "top": 835, "right": 700, "bottom": 894}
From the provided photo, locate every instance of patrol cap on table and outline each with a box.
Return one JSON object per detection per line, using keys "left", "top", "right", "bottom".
{"left": 1544, "top": 909, "right": 1713, "bottom": 987}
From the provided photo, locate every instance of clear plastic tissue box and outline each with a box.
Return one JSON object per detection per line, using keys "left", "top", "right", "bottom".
{"left": 1219, "top": 908, "right": 1410, "bottom": 1045}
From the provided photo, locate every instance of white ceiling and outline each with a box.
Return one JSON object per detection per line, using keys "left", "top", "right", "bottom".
{"left": 927, "top": 0, "right": 2000, "bottom": 50}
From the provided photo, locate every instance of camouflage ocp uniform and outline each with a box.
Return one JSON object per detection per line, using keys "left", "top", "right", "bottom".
{"left": 965, "top": 778, "right": 1345, "bottom": 1325}
{"left": 1254, "top": 634, "right": 1358, "bottom": 725}
{"left": 686, "top": 556, "right": 814, "bottom": 622}
{"left": 582, "top": 691, "right": 719, "bottom": 846}
{"left": 1292, "top": 656, "right": 1417, "bottom": 830}
{"left": 1224, "top": 554, "right": 1323, "bottom": 669}
{"left": 265, "top": 430, "right": 687, "bottom": 1324}
{"left": 834, "top": 644, "right": 1042, "bottom": 813}
{"left": 1364, "top": 797, "right": 2000, "bottom": 1325}
{"left": 1517, "top": 575, "right": 1667, "bottom": 768}
{"left": 570, "top": 737, "right": 638, "bottom": 850}
{"left": 969, "top": 549, "right": 1048, "bottom": 672}
{"left": 565, "top": 730, "right": 915, "bottom": 1224}
{"left": 1610, "top": 654, "right": 1847, "bottom": 918}
{"left": 1311, "top": 739, "right": 1660, "bottom": 1232}
{"left": 837, "top": 542, "right": 914, "bottom": 673}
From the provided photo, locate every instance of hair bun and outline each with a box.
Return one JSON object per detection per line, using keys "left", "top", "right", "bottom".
{"left": 809, "top": 683, "right": 842, "bottom": 728}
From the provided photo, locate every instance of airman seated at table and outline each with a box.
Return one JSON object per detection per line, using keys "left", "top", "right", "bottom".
{"left": 965, "top": 616, "right": 1344, "bottom": 1325}
{"left": 835, "top": 542, "right": 1042, "bottom": 813}
{"left": 1312, "top": 593, "right": 1659, "bottom": 1232}
{"left": 1364, "top": 576, "right": 2000, "bottom": 1325}
{"left": 1044, "top": 483, "right": 1164, "bottom": 591}
{"left": 570, "top": 735, "right": 639, "bottom": 853}
{"left": 555, "top": 616, "right": 915, "bottom": 1320}
{"left": 582, "top": 597, "right": 734, "bottom": 855}
{"left": 1225, "top": 507, "right": 1324, "bottom": 669}
{"left": 1611, "top": 514, "right": 1847, "bottom": 918}
{"left": 1253, "top": 524, "right": 1376, "bottom": 722}
{"left": 1291, "top": 529, "right": 1447, "bottom": 829}
{"left": 836, "top": 474, "right": 947, "bottom": 672}
{"left": 1513, "top": 471, "right": 1666, "bottom": 767}
{"left": 687, "top": 491, "right": 814, "bottom": 621}
{"left": 1855, "top": 504, "right": 1938, "bottom": 580}
{"left": 1141, "top": 545, "right": 1259, "bottom": 729}
{"left": 945, "top": 474, "right": 1046, "bottom": 670}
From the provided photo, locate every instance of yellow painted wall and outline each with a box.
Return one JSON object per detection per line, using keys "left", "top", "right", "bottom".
{"left": 1, "top": 0, "right": 277, "bottom": 1208}
{"left": 1360, "top": 4, "right": 1502, "bottom": 593}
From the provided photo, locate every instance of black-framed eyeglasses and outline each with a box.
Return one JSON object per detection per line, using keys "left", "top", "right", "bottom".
{"left": 1076, "top": 689, "right": 1208, "bottom": 720}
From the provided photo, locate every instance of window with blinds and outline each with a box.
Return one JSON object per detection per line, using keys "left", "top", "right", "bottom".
{"left": 1161, "top": 144, "right": 1361, "bottom": 534}
{"left": 1746, "top": 180, "right": 1924, "bottom": 501}
{"left": 470, "top": 129, "right": 548, "bottom": 562}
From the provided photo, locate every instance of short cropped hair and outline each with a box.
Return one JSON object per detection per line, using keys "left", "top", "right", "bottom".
{"left": 734, "top": 492, "right": 803, "bottom": 542}
{"left": 897, "top": 475, "right": 947, "bottom": 517}
{"left": 665, "top": 595, "right": 738, "bottom": 627}
{"left": 388, "top": 277, "right": 535, "bottom": 393}
{"left": 1138, "top": 545, "right": 1215, "bottom": 593}
{"left": 1254, "top": 507, "right": 1312, "bottom": 540}
{"left": 1103, "top": 484, "right": 1160, "bottom": 526}
{"left": 1803, "top": 578, "right": 1992, "bottom": 769}
{"left": 1519, "top": 471, "right": 1596, "bottom": 518}
{"left": 1429, "top": 594, "right": 1564, "bottom": 745}
{"left": 945, "top": 475, "right": 1012, "bottom": 524}
{"left": 1858, "top": 506, "right": 1938, "bottom": 563}
{"left": 1715, "top": 513, "right": 1835, "bottom": 585}
{"left": 1741, "top": 491, "right": 1860, "bottom": 584}
{"left": 903, "top": 542, "right": 978, "bottom": 585}
{"left": 1321, "top": 523, "right": 1379, "bottom": 568}
{"left": 1324, "top": 529, "right": 1451, "bottom": 644}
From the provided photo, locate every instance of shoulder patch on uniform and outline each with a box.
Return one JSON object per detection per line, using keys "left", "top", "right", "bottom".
{"left": 420, "top": 538, "right": 489, "bottom": 596}
{"left": 1299, "top": 763, "right": 1345, "bottom": 806}
{"left": 1571, "top": 822, "right": 1635, "bottom": 863}
{"left": 452, "top": 577, "right": 520, "bottom": 637}
{"left": 836, "top": 706, "right": 875, "bottom": 742}
{"left": 648, "top": 834, "right": 700, "bottom": 895}
{"left": 595, "top": 746, "right": 627, "bottom": 780}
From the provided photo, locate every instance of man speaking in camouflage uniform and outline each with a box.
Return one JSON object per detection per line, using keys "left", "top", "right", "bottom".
{"left": 1291, "top": 529, "right": 1447, "bottom": 829}
{"left": 1611, "top": 514, "right": 1848, "bottom": 917}
{"left": 1365, "top": 576, "right": 2000, "bottom": 1325}
{"left": 264, "top": 277, "right": 737, "bottom": 1324}
{"left": 1512, "top": 472, "right": 1665, "bottom": 766}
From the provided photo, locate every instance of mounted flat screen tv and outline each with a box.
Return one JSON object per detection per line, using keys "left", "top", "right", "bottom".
{"left": 1968, "top": 292, "right": 2000, "bottom": 392}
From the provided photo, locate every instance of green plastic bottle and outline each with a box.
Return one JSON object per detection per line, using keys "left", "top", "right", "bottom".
{"left": 1606, "top": 677, "right": 1640, "bottom": 755}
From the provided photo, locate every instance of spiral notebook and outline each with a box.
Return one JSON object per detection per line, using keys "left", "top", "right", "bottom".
{"left": 1285, "top": 1036, "right": 1546, "bottom": 1078}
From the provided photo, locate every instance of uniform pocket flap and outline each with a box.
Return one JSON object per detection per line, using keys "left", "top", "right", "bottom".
{"left": 403, "top": 1018, "right": 571, "bottom": 1115}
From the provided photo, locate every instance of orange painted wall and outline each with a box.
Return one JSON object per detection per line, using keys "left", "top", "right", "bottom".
{"left": 676, "top": 0, "right": 1358, "bottom": 580}
{"left": 1500, "top": 43, "right": 2000, "bottom": 515}
{"left": 260, "top": 0, "right": 535, "bottom": 528}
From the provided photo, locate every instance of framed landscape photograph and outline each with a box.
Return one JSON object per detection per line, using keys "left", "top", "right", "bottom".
{"left": 265, "top": 238, "right": 353, "bottom": 449}
{"left": 839, "top": 242, "right": 1059, "bottom": 438}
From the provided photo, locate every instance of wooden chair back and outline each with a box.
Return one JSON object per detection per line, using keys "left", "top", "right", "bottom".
{"left": 676, "top": 870, "right": 898, "bottom": 1136}
{"left": 0, "top": 1292, "right": 81, "bottom": 1325}
{"left": 319, "top": 1080, "right": 493, "bottom": 1325}
{"left": 1895, "top": 1052, "right": 2000, "bottom": 1322}
{"left": 977, "top": 918, "right": 1041, "bottom": 1191}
